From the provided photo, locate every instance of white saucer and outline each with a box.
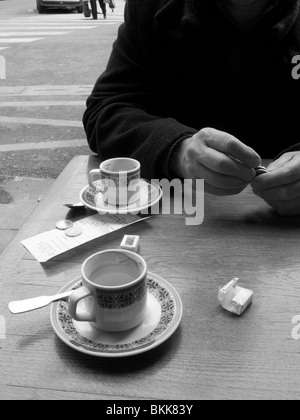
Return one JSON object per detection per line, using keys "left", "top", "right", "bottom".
{"left": 79, "top": 178, "right": 163, "bottom": 215}
{"left": 50, "top": 272, "right": 183, "bottom": 358}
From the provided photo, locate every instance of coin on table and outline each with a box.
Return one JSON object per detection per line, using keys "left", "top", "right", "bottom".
{"left": 56, "top": 220, "right": 73, "bottom": 230}
{"left": 255, "top": 165, "right": 268, "bottom": 176}
{"left": 65, "top": 226, "right": 83, "bottom": 237}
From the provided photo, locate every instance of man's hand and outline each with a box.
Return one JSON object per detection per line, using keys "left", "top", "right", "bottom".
{"left": 251, "top": 152, "right": 300, "bottom": 216}
{"left": 170, "top": 127, "right": 261, "bottom": 195}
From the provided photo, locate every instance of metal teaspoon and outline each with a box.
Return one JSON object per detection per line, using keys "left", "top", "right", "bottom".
{"left": 63, "top": 202, "right": 86, "bottom": 209}
{"left": 8, "top": 290, "right": 73, "bottom": 314}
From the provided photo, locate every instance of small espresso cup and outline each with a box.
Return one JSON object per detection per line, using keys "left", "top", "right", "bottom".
{"left": 88, "top": 157, "right": 141, "bottom": 206}
{"left": 68, "top": 249, "right": 148, "bottom": 332}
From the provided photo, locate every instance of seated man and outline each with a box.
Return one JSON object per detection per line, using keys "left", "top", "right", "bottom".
{"left": 83, "top": 0, "right": 300, "bottom": 215}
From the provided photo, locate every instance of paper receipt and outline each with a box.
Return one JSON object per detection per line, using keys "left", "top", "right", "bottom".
{"left": 21, "top": 214, "right": 149, "bottom": 262}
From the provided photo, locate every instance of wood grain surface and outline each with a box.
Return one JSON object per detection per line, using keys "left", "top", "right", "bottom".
{"left": 1, "top": 155, "right": 300, "bottom": 400}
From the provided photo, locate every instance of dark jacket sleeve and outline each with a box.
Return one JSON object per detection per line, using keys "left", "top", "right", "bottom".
{"left": 82, "top": 0, "right": 197, "bottom": 180}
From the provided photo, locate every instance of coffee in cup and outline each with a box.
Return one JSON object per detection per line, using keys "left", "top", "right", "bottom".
{"left": 88, "top": 157, "right": 141, "bottom": 206}
{"left": 68, "top": 249, "right": 148, "bottom": 332}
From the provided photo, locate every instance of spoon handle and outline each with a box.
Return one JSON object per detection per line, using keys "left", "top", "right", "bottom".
{"left": 8, "top": 290, "right": 72, "bottom": 314}
{"left": 63, "top": 202, "right": 85, "bottom": 209}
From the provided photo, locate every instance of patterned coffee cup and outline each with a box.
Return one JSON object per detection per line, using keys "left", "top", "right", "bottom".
{"left": 88, "top": 157, "right": 141, "bottom": 206}
{"left": 68, "top": 249, "right": 148, "bottom": 332}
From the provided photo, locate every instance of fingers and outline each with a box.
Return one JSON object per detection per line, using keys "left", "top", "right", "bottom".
{"left": 252, "top": 153, "right": 300, "bottom": 190}
{"left": 187, "top": 128, "right": 260, "bottom": 192}
{"left": 251, "top": 152, "right": 300, "bottom": 216}
{"left": 194, "top": 159, "right": 250, "bottom": 189}
{"left": 201, "top": 128, "right": 261, "bottom": 169}
{"left": 176, "top": 127, "right": 261, "bottom": 197}
{"left": 190, "top": 144, "right": 256, "bottom": 183}
{"left": 176, "top": 129, "right": 300, "bottom": 213}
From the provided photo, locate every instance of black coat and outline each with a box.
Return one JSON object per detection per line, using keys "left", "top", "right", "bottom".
{"left": 83, "top": 0, "right": 300, "bottom": 180}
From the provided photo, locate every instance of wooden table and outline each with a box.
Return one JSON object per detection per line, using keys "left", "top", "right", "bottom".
{"left": 1, "top": 155, "right": 300, "bottom": 400}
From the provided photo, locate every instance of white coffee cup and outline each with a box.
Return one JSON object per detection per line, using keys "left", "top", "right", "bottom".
{"left": 88, "top": 157, "right": 141, "bottom": 206}
{"left": 68, "top": 249, "right": 148, "bottom": 332}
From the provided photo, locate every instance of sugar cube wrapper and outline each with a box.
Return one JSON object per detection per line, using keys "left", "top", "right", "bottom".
{"left": 218, "top": 278, "right": 253, "bottom": 316}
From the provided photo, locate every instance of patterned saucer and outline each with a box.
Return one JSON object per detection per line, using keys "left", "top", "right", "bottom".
{"left": 79, "top": 178, "right": 163, "bottom": 215}
{"left": 50, "top": 272, "right": 183, "bottom": 358}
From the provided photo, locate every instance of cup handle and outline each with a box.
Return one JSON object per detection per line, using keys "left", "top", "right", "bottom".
{"left": 88, "top": 169, "right": 101, "bottom": 190}
{"left": 68, "top": 286, "right": 95, "bottom": 322}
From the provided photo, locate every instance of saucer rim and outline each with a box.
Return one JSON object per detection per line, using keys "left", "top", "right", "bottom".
{"left": 79, "top": 178, "right": 163, "bottom": 215}
{"left": 50, "top": 272, "right": 183, "bottom": 358}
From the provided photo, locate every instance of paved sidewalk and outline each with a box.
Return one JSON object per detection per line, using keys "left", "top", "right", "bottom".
{"left": 0, "top": 177, "right": 54, "bottom": 255}
{"left": 0, "top": 0, "right": 126, "bottom": 254}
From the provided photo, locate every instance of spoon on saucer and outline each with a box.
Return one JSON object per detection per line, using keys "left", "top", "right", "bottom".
{"left": 63, "top": 202, "right": 86, "bottom": 209}
{"left": 8, "top": 290, "right": 73, "bottom": 314}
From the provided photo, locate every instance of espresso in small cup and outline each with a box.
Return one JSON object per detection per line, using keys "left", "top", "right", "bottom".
{"left": 88, "top": 157, "right": 141, "bottom": 206}
{"left": 68, "top": 249, "right": 147, "bottom": 332}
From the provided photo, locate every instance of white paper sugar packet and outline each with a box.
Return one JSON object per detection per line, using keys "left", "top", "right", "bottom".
{"left": 218, "top": 278, "right": 254, "bottom": 316}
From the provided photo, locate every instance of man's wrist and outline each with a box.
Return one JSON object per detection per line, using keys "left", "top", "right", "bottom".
{"left": 168, "top": 137, "right": 191, "bottom": 179}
